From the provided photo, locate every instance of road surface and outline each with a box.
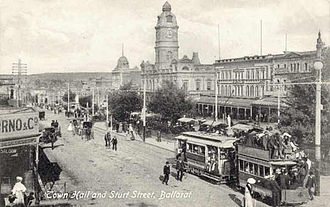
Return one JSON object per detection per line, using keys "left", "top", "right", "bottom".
{"left": 39, "top": 111, "right": 270, "bottom": 207}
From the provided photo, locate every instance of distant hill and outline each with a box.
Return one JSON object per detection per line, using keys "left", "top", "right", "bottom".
{"left": 28, "top": 72, "right": 112, "bottom": 81}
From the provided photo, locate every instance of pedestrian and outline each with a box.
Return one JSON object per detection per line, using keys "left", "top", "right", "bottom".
{"left": 267, "top": 175, "right": 281, "bottom": 207}
{"left": 305, "top": 171, "right": 316, "bottom": 200}
{"left": 104, "top": 131, "right": 111, "bottom": 148}
{"left": 162, "top": 161, "right": 170, "bottom": 185}
{"left": 11, "top": 176, "right": 26, "bottom": 207}
{"left": 244, "top": 178, "right": 256, "bottom": 207}
{"left": 157, "top": 130, "right": 161, "bottom": 142}
{"left": 176, "top": 158, "right": 185, "bottom": 181}
{"left": 112, "top": 136, "right": 118, "bottom": 151}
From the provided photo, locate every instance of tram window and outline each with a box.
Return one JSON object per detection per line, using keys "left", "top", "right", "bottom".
{"left": 199, "top": 146, "right": 205, "bottom": 155}
{"left": 249, "top": 163, "right": 253, "bottom": 174}
{"left": 187, "top": 144, "right": 192, "bottom": 152}
{"left": 254, "top": 164, "right": 259, "bottom": 175}
{"left": 239, "top": 160, "right": 243, "bottom": 171}
{"left": 244, "top": 161, "right": 249, "bottom": 172}
{"left": 265, "top": 167, "right": 270, "bottom": 176}
{"left": 259, "top": 166, "right": 264, "bottom": 177}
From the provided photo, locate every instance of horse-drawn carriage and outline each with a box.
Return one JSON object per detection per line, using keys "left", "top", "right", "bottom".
{"left": 40, "top": 127, "right": 58, "bottom": 149}
{"left": 81, "top": 121, "right": 94, "bottom": 140}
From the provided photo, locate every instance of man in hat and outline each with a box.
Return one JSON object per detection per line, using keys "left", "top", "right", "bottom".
{"left": 12, "top": 176, "right": 26, "bottom": 206}
{"left": 176, "top": 158, "right": 185, "bottom": 181}
{"left": 162, "top": 161, "right": 171, "bottom": 185}
{"left": 267, "top": 175, "right": 281, "bottom": 207}
{"left": 112, "top": 136, "right": 118, "bottom": 151}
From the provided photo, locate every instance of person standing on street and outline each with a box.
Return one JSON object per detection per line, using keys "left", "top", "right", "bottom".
{"left": 244, "top": 178, "right": 256, "bottom": 207}
{"left": 176, "top": 159, "right": 185, "bottom": 181}
{"left": 305, "top": 171, "right": 316, "bottom": 200}
{"left": 112, "top": 136, "right": 118, "bottom": 151}
{"left": 162, "top": 161, "right": 170, "bottom": 185}
{"left": 104, "top": 131, "right": 111, "bottom": 148}
{"left": 11, "top": 176, "right": 26, "bottom": 207}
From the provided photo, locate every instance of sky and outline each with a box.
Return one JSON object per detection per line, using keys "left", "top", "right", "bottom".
{"left": 0, "top": 0, "right": 329, "bottom": 74}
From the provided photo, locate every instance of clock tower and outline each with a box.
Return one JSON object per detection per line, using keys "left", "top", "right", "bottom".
{"left": 155, "top": 1, "right": 179, "bottom": 70}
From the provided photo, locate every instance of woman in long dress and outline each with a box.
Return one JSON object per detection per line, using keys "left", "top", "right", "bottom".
{"left": 12, "top": 176, "right": 27, "bottom": 207}
{"left": 245, "top": 178, "right": 255, "bottom": 207}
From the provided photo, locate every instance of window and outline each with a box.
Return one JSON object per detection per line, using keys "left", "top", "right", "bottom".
{"left": 206, "top": 81, "right": 212, "bottom": 91}
{"left": 166, "top": 15, "right": 173, "bottom": 22}
{"left": 305, "top": 63, "right": 308, "bottom": 71}
{"left": 297, "top": 63, "right": 300, "bottom": 71}
{"left": 254, "top": 164, "right": 259, "bottom": 175}
{"left": 265, "top": 167, "right": 270, "bottom": 176}
{"left": 284, "top": 64, "right": 286, "bottom": 68}
{"left": 239, "top": 160, "right": 244, "bottom": 171}
{"left": 259, "top": 166, "right": 265, "bottom": 177}
{"left": 183, "top": 81, "right": 188, "bottom": 91}
{"left": 247, "top": 70, "right": 250, "bottom": 79}
{"left": 250, "top": 86, "right": 254, "bottom": 97}
{"left": 221, "top": 72, "right": 224, "bottom": 79}
{"left": 246, "top": 86, "right": 249, "bottom": 97}
{"left": 251, "top": 70, "right": 254, "bottom": 79}
{"left": 196, "top": 80, "right": 201, "bottom": 91}
{"left": 256, "top": 69, "right": 259, "bottom": 80}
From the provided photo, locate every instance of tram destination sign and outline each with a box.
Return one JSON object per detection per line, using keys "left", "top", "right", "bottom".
{"left": 0, "top": 112, "right": 39, "bottom": 140}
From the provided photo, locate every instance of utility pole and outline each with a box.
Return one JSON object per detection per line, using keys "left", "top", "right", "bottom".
{"left": 12, "top": 59, "right": 27, "bottom": 107}
{"left": 215, "top": 71, "right": 218, "bottom": 122}
{"left": 106, "top": 93, "right": 109, "bottom": 130}
{"left": 142, "top": 77, "right": 146, "bottom": 142}
{"left": 314, "top": 31, "right": 324, "bottom": 196}
{"left": 67, "top": 83, "right": 70, "bottom": 117}
{"left": 277, "top": 82, "right": 282, "bottom": 125}
{"left": 92, "top": 88, "right": 95, "bottom": 116}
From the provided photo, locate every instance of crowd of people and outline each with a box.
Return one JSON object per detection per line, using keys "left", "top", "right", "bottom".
{"left": 240, "top": 128, "right": 305, "bottom": 160}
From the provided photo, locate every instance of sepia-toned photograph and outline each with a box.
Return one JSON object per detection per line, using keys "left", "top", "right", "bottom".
{"left": 0, "top": 0, "right": 329, "bottom": 206}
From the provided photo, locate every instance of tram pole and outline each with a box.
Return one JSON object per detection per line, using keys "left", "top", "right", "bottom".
{"left": 67, "top": 83, "right": 70, "bottom": 117}
{"left": 215, "top": 71, "right": 218, "bottom": 122}
{"left": 142, "top": 76, "right": 146, "bottom": 142}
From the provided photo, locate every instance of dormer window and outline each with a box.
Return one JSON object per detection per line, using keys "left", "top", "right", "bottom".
{"left": 166, "top": 15, "right": 173, "bottom": 22}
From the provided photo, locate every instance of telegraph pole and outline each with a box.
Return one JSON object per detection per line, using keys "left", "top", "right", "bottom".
{"left": 215, "top": 71, "right": 218, "bottom": 122}
{"left": 92, "top": 88, "right": 95, "bottom": 116}
{"left": 142, "top": 77, "right": 146, "bottom": 142}
{"left": 106, "top": 93, "right": 109, "bottom": 130}
{"left": 67, "top": 83, "right": 70, "bottom": 117}
{"left": 12, "top": 59, "right": 27, "bottom": 107}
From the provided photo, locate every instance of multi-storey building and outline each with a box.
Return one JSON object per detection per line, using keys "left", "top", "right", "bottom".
{"left": 141, "top": 2, "right": 214, "bottom": 97}
{"left": 196, "top": 32, "right": 326, "bottom": 122}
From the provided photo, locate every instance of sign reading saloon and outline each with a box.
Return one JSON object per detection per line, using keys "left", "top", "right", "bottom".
{"left": 0, "top": 112, "right": 39, "bottom": 140}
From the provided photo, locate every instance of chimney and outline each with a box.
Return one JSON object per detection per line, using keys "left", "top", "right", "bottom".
{"left": 192, "top": 52, "right": 201, "bottom": 65}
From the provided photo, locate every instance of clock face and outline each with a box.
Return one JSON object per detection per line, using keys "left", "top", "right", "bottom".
{"left": 166, "top": 29, "right": 173, "bottom": 38}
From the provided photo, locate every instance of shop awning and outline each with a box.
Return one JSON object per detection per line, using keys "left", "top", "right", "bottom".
{"left": 202, "top": 120, "right": 226, "bottom": 126}
{"left": 197, "top": 96, "right": 253, "bottom": 108}
{"left": 252, "top": 97, "right": 288, "bottom": 108}
{"left": 178, "top": 117, "right": 195, "bottom": 123}
{"left": 232, "top": 124, "right": 254, "bottom": 132}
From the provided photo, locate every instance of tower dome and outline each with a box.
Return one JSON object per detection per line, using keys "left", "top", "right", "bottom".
{"left": 162, "top": 1, "right": 171, "bottom": 12}
{"left": 115, "top": 56, "right": 129, "bottom": 70}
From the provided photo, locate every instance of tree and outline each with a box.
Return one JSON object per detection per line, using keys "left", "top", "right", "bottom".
{"left": 279, "top": 47, "right": 330, "bottom": 159}
{"left": 148, "top": 81, "right": 194, "bottom": 124}
{"left": 108, "top": 83, "right": 142, "bottom": 122}
{"left": 62, "top": 90, "right": 76, "bottom": 103}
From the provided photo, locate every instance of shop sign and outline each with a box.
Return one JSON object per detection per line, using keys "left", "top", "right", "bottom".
{"left": 0, "top": 112, "right": 39, "bottom": 140}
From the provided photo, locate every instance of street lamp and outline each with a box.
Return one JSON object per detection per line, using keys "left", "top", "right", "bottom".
{"left": 314, "top": 59, "right": 323, "bottom": 196}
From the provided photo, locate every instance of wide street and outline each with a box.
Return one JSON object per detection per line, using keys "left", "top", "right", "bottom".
{"left": 38, "top": 110, "right": 270, "bottom": 207}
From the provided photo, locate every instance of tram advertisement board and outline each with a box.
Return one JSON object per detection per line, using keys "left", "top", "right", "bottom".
{"left": 0, "top": 112, "right": 39, "bottom": 140}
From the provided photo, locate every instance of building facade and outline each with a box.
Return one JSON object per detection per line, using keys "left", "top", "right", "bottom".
{"left": 111, "top": 52, "right": 141, "bottom": 90}
{"left": 196, "top": 32, "right": 327, "bottom": 122}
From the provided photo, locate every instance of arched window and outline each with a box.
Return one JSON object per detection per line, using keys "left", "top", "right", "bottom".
{"left": 221, "top": 85, "right": 224, "bottom": 95}
{"left": 297, "top": 63, "right": 300, "bottom": 71}
{"left": 166, "top": 15, "right": 173, "bottom": 22}
{"left": 305, "top": 63, "right": 308, "bottom": 71}
{"left": 255, "top": 86, "right": 259, "bottom": 97}
{"left": 250, "top": 86, "right": 254, "bottom": 97}
{"left": 225, "top": 85, "right": 228, "bottom": 96}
